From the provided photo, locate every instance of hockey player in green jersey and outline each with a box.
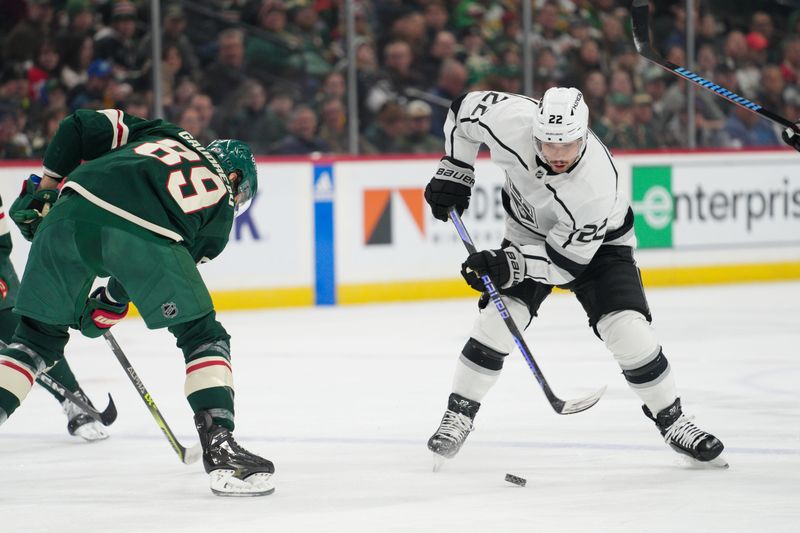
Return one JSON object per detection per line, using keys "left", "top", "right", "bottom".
{"left": 0, "top": 108, "right": 273, "bottom": 497}
{"left": 0, "top": 195, "right": 110, "bottom": 441}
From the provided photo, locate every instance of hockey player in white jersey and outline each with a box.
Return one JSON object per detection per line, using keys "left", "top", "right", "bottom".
{"left": 424, "top": 87, "right": 727, "bottom": 468}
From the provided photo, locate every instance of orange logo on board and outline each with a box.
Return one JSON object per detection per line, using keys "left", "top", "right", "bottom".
{"left": 363, "top": 188, "right": 425, "bottom": 245}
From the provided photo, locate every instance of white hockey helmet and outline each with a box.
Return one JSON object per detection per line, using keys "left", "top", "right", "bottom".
{"left": 532, "top": 87, "right": 589, "bottom": 166}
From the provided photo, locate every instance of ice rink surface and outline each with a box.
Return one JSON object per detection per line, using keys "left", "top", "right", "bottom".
{"left": 2, "top": 281, "right": 799, "bottom": 533}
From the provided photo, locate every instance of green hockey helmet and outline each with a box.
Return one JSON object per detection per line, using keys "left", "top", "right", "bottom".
{"left": 206, "top": 139, "right": 258, "bottom": 217}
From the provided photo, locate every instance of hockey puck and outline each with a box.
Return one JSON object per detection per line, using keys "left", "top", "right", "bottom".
{"left": 505, "top": 473, "right": 526, "bottom": 487}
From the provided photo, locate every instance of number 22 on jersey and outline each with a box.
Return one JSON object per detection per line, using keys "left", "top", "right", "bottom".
{"left": 134, "top": 139, "right": 227, "bottom": 214}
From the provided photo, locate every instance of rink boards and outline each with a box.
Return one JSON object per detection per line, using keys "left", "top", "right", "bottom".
{"left": 1, "top": 149, "right": 799, "bottom": 309}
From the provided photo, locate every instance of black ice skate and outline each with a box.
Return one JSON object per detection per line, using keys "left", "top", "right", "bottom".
{"left": 62, "top": 389, "right": 109, "bottom": 442}
{"left": 194, "top": 410, "right": 275, "bottom": 496}
{"left": 428, "top": 393, "right": 480, "bottom": 471}
{"left": 643, "top": 398, "right": 728, "bottom": 468}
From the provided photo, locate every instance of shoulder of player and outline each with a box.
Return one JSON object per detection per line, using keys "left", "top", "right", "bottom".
{"left": 460, "top": 92, "right": 537, "bottom": 161}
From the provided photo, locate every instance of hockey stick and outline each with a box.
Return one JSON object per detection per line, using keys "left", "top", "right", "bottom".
{"left": 103, "top": 331, "right": 202, "bottom": 465}
{"left": 449, "top": 208, "right": 606, "bottom": 415}
{"left": 0, "top": 339, "right": 118, "bottom": 425}
{"left": 630, "top": 0, "right": 798, "bottom": 133}
{"left": 37, "top": 372, "right": 118, "bottom": 426}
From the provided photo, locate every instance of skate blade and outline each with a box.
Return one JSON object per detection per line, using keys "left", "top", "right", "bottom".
{"left": 209, "top": 470, "right": 275, "bottom": 497}
{"left": 73, "top": 422, "right": 110, "bottom": 442}
{"left": 680, "top": 453, "right": 729, "bottom": 470}
{"left": 432, "top": 453, "right": 447, "bottom": 473}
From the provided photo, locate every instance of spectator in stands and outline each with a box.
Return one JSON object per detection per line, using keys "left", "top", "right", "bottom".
{"left": 317, "top": 96, "right": 376, "bottom": 155}
{"left": 631, "top": 93, "right": 661, "bottom": 149}
{"left": 56, "top": 0, "right": 96, "bottom": 66}
{"left": 203, "top": 29, "right": 249, "bottom": 106}
{"left": 564, "top": 39, "right": 605, "bottom": 90}
{"left": 364, "top": 101, "right": 408, "bottom": 153}
{"left": 228, "top": 80, "right": 286, "bottom": 155}
{"left": 177, "top": 105, "right": 205, "bottom": 143}
{"left": 67, "top": 59, "right": 113, "bottom": 111}
{"left": 531, "top": 1, "right": 571, "bottom": 55}
{"left": 61, "top": 34, "right": 93, "bottom": 91}
{"left": 3, "top": 0, "right": 54, "bottom": 63}
{"left": 608, "top": 68, "right": 634, "bottom": 97}
{"left": 188, "top": 93, "right": 218, "bottom": 146}
{"left": 124, "top": 95, "right": 150, "bottom": 119}
{"left": 759, "top": 65, "right": 787, "bottom": 113}
{"left": 420, "top": 30, "right": 458, "bottom": 83}
{"left": 27, "top": 39, "right": 61, "bottom": 103}
{"left": 583, "top": 69, "right": 608, "bottom": 117}
{"left": 29, "top": 104, "right": 67, "bottom": 157}
{"left": 428, "top": 59, "right": 468, "bottom": 139}
{"left": 423, "top": 2, "right": 450, "bottom": 42}
{"left": 365, "top": 40, "right": 427, "bottom": 114}
{"left": 459, "top": 25, "right": 493, "bottom": 84}
{"left": 0, "top": 106, "right": 32, "bottom": 159}
{"left": 0, "top": 63, "right": 30, "bottom": 112}
{"left": 722, "top": 105, "right": 781, "bottom": 148}
{"left": 593, "top": 92, "right": 637, "bottom": 150}
{"left": 750, "top": 11, "right": 780, "bottom": 64}
{"left": 271, "top": 105, "right": 329, "bottom": 155}
{"left": 246, "top": 1, "right": 296, "bottom": 84}
{"left": 286, "top": 1, "right": 333, "bottom": 87}
{"left": 313, "top": 71, "right": 346, "bottom": 113}
{"left": 137, "top": 4, "right": 200, "bottom": 84}
{"left": 93, "top": 1, "right": 140, "bottom": 75}
{"left": 400, "top": 100, "right": 441, "bottom": 154}
{"left": 780, "top": 35, "right": 800, "bottom": 85}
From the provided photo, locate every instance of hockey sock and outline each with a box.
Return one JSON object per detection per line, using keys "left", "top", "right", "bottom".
{"left": 452, "top": 338, "right": 504, "bottom": 402}
{"left": 184, "top": 340, "right": 235, "bottom": 431}
{"left": 0, "top": 345, "right": 46, "bottom": 423}
{"left": 41, "top": 359, "right": 81, "bottom": 402}
{"left": 171, "top": 313, "right": 235, "bottom": 430}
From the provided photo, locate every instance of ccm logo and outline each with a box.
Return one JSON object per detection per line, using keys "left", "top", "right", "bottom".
{"left": 436, "top": 168, "right": 475, "bottom": 186}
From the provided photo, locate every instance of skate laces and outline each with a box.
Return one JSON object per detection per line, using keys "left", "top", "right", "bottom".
{"left": 663, "top": 414, "right": 707, "bottom": 449}
{"left": 437, "top": 410, "right": 473, "bottom": 442}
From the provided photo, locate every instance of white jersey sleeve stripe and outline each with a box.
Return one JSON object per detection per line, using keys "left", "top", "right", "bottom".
{"left": 97, "top": 109, "right": 129, "bottom": 150}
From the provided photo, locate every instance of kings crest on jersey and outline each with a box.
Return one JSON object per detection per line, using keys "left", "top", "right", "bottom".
{"left": 444, "top": 90, "right": 636, "bottom": 286}
{"left": 41, "top": 109, "right": 236, "bottom": 263}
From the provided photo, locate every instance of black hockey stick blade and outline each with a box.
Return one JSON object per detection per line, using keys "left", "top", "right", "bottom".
{"left": 631, "top": 0, "right": 797, "bottom": 132}
{"left": 449, "top": 208, "right": 605, "bottom": 415}
{"left": 37, "top": 372, "right": 118, "bottom": 426}
{"left": 102, "top": 331, "right": 202, "bottom": 465}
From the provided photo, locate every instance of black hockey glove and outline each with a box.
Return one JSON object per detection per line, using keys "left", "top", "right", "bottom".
{"left": 781, "top": 123, "right": 800, "bottom": 152}
{"left": 424, "top": 156, "right": 475, "bottom": 221}
{"left": 9, "top": 175, "right": 59, "bottom": 242}
{"left": 461, "top": 245, "right": 526, "bottom": 292}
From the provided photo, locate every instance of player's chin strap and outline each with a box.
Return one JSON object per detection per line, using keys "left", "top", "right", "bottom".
{"left": 0, "top": 340, "right": 117, "bottom": 426}
{"left": 448, "top": 208, "right": 606, "bottom": 415}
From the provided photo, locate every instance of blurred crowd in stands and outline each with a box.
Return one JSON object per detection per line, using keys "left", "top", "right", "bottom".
{"left": 1, "top": 0, "right": 799, "bottom": 159}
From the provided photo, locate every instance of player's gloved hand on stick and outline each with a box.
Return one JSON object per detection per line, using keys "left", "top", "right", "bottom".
{"left": 9, "top": 174, "right": 59, "bottom": 241}
{"left": 781, "top": 122, "right": 800, "bottom": 152}
{"left": 461, "top": 245, "right": 526, "bottom": 291}
{"left": 79, "top": 287, "right": 130, "bottom": 338}
{"left": 424, "top": 156, "right": 475, "bottom": 221}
